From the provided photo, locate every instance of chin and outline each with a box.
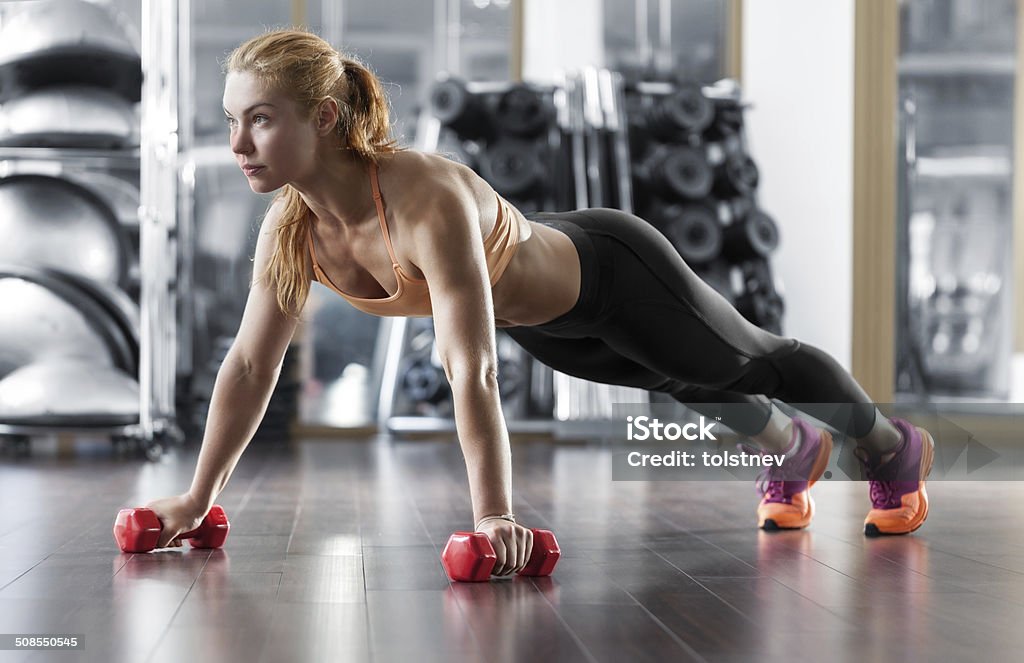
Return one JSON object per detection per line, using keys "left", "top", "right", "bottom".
{"left": 247, "top": 177, "right": 282, "bottom": 194}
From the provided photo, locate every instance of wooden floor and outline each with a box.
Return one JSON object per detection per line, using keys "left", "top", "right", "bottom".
{"left": 1, "top": 434, "right": 1024, "bottom": 663}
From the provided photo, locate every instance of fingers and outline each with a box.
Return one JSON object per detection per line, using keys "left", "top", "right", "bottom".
{"left": 155, "top": 527, "right": 171, "bottom": 549}
{"left": 491, "top": 532, "right": 516, "bottom": 573}
{"left": 509, "top": 527, "right": 532, "bottom": 574}
{"left": 509, "top": 528, "right": 525, "bottom": 573}
{"left": 155, "top": 522, "right": 183, "bottom": 549}
{"left": 503, "top": 535, "right": 518, "bottom": 576}
{"left": 487, "top": 526, "right": 536, "bottom": 577}
{"left": 477, "top": 523, "right": 536, "bottom": 578}
{"left": 520, "top": 527, "right": 533, "bottom": 572}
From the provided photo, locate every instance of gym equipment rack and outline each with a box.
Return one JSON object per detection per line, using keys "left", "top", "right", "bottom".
{"left": 0, "top": 1, "right": 192, "bottom": 460}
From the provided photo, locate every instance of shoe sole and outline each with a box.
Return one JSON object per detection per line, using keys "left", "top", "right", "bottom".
{"left": 864, "top": 426, "right": 935, "bottom": 537}
{"left": 762, "top": 494, "right": 815, "bottom": 531}
{"left": 759, "top": 430, "right": 833, "bottom": 531}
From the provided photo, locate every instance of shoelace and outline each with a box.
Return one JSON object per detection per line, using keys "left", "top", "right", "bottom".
{"left": 739, "top": 442, "right": 787, "bottom": 499}
{"left": 860, "top": 453, "right": 905, "bottom": 509}
{"left": 869, "top": 481, "right": 898, "bottom": 508}
{"left": 755, "top": 471, "right": 786, "bottom": 500}
{"left": 866, "top": 466, "right": 901, "bottom": 508}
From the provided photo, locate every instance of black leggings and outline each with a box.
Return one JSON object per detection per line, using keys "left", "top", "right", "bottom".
{"left": 506, "top": 208, "right": 877, "bottom": 438}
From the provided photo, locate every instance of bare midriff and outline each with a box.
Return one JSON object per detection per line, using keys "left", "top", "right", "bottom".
{"left": 491, "top": 209, "right": 581, "bottom": 328}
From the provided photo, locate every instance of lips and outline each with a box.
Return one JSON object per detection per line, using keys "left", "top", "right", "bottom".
{"left": 242, "top": 165, "right": 265, "bottom": 176}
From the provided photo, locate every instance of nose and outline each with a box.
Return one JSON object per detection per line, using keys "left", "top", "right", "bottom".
{"left": 230, "top": 126, "right": 252, "bottom": 155}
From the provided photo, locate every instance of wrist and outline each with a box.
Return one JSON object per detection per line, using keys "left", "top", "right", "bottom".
{"left": 474, "top": 513, "right": 517, "bottom": 530}
{"left": 186, "top": 488, "right": 214, "bottom": 515}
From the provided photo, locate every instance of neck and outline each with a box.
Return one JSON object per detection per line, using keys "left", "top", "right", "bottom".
{"left": 290, "top": 147, "right": 374, "bottom": 229}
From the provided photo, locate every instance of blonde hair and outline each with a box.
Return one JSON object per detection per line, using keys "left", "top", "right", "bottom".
{"left": 224, "top": 28, "right": 404, "bottom": 318}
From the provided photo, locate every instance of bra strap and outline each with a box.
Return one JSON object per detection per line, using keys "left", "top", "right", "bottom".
{"left": 369, "top": 162, "right": 401, "bottom": 266}
{"left": 306, "top": 225, "right": 321, "bottom": 275}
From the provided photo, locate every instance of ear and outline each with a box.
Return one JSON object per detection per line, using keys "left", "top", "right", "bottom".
{"left": 315, "top": 98, "right": 340, "bottom": 136}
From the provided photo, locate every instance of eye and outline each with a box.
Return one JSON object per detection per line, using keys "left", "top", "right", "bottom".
{"left": 253, "top": 114, "right": 269, "bottom": 125}
{"left": 224, "top": 116, "right": 237, "bottom": 127}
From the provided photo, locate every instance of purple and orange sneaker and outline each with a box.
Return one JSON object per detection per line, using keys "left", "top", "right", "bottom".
{"left": 748, "top": 418, "right": 834, "bottom": 531}
{"left": 857, "top": 417, "right": 935, "bottom": 536}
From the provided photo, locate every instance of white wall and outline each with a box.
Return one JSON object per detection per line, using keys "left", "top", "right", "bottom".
{"left": 742, "top": 0, "right": 855, "bottom": 369}
{"left": 522, "top": 0, "right": 604, "bottom": 84}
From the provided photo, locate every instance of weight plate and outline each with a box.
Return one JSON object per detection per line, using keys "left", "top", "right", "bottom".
{"left": 430, "top": 78, "right": 470, "bottom": 124}
{"left": 480, "top": 140, "right": 542, "bottom": 197}
{"left": 649, "top": 84, "right": 714, "bottom": 139}
{"left": 401, "top": 358, "right": 447, "bottom": 405}
{"left": 723, "top": 209, "right": 779, "bottom": 260}
{"left": 663, "top": 205, "right": 722, "bottom": 265}
{"left": 715, "top": 155, "right": 759, "bottom": 197}
{"left": 496, "top": 85, "right": 549, "bottom": 138}
{"left": 659, "top": 147, "right": 713, "bottom": 200}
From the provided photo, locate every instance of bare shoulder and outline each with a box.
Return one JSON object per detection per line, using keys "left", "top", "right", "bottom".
{"left": 256, "top": 195, "right": 314, "bottom": 282}
{"left": 257, "top": 196, "right": 281, "bottom": 232}
{"left": 254, "top": 197, "right": 284, "bottom": 256}
{"left": 379, "top": 150, "right": 485, "bottom": 214}
{"left": 256, "top": 195, "right": 290, "bottom": 236}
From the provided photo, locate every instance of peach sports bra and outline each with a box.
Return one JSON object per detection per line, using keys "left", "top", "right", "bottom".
{"left": 307, "top": 162, "right": 521, "bottom": 317}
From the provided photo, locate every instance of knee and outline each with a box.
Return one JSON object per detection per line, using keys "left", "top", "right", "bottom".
{"left": 654, "top": 378, "right": 723, "bottom": 403}
{"left": 713, "top": 356, "right": 785, "bottom": 397}
{"left": 768, "top": 342, "right": 846, "bottom": 393}
{"left": 647, "top": 376, "right": 688, "bottom": 395}
{"left": 648, "top": 359, "right": 782, "bottom": 400}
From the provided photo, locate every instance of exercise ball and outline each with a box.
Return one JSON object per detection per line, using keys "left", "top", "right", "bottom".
{"left": 0, "top": 86, "right": 137, "bottom": 149}
{"left": 0, "top": 175, "right": 129, "bottom": 285}
{"left": 0, "top": 0, "right": 142, "bottom": 102}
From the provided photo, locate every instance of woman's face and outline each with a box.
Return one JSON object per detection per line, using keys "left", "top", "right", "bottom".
{"left": 222, "top": 71, "right": 319, "bottom": 193}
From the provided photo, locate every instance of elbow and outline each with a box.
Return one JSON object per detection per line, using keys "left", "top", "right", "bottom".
{"left": 444, "top": 360, "right": 500, "bottom": 393}
{"left": 225, "top": 351, "right": 279, "bottom": 381}
{"left": 223, "top": 352, "right": 255, "bottom": 376}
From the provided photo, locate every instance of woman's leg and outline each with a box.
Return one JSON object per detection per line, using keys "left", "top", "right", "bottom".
{"left": 548, "top": 207, "right": 900, "bottom": 455}
{"left": 504, "top": 326, "right": 768, "bottom": 419}
{"left": 506, "top": 323, "right": 831, "bottom": 530}
{"left": 511, "top": 212, "right": 781, "bottom": 443}
{"left": 518, "top": 208, "right": 931, "bottom": 534}
{"left": 508, "top": 323, "right": 802, "bottom": 452}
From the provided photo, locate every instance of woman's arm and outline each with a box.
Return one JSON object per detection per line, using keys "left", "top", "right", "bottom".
{"left": 411, "top": 188, "right": 513, "bottom": 523}
{"left": 409, "top": 183, "right": 533, "bottom": 574}
{"left": 147, "top": 203, "right": 305, "bottom": 548}
{"left": 187, "top": 204, "right": 305, "bottom": 510}
{"left": 186, "top": 356, "right": 283, "bottom": 512}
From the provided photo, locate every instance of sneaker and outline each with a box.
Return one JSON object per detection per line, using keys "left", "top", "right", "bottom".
{"left": 858, "top": 417, "right": 935, "bottom": 536}
{"left": 749, "top": 417, "right": 834, "bottom": 531}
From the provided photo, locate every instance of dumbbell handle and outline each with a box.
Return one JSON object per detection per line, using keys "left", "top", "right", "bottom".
{"left": 442, "top": 528, "right": 560, "bottom": 582}
{"left": 113, "top": 505, "right": 230, "bottom": 553}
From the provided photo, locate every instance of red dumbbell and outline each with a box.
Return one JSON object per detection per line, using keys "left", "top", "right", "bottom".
{"left": 441, "top": 528, "right": 560, "bottom": 582}
{"left": 113, "top": 505, "right": 230, "bottom": 553}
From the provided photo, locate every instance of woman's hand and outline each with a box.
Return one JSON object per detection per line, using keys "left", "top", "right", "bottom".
{"left": 143, "top": 493, "right": 208, "bottom": 549}
{"left": 475, "top": 519, "right": 534, "bottom": 576}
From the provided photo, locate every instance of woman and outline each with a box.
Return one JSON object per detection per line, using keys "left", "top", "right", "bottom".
{"left": 143, "top": 29, "right": 934, "bottom": 576}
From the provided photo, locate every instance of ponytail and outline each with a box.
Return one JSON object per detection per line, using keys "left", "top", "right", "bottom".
{"left": 337, "top": 57, "right": 400, "bottom": 160}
